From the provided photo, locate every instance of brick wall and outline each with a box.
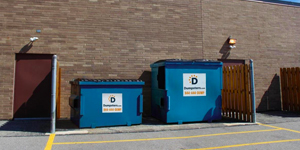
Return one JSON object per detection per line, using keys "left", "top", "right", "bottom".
{"left": 0, "top": 0, "right": 203, "bottom": 119}
{"left": 0, "top": 0, "right": 299, "bottom": 119}
{"left": 202, "top": 0, "right": 300, "bottom": 111}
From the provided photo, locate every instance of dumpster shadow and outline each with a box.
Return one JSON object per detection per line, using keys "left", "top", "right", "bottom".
{"left": 56, "top": 120, "right": 79, "bottom": 131}
{"left": 139, "top": 71, "right": 152, "bottom": 117}
{"left": 141, "top": 116, "right": 243, "bottom": 126}
{"left": 142, "top": 117, "right": 165, "bottom": 125}
{"left": 257, "top": 74, "right": 281, "bottom": 111}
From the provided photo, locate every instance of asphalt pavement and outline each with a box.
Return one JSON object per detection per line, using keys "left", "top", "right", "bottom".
{"left": 0, "top": 111, "right": 300, "bottom": 150}
{"left": 0, "top": 111, "right": 299, "bottom": 137}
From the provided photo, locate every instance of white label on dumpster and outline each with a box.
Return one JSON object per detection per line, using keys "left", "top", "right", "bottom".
{"left": 102, "top": 93, "right": 123, "bottom": 113}
{"left": 183, "top": 73, "right": 206, "bottom": 96}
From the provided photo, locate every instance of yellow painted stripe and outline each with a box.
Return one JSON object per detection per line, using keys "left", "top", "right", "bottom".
{"left": 187, "top": 139, "right": 300, "bottom": 150}
{"left": 257, "top": 123, "right": 282, "bottom": 129}
{"left": 44, "top": 134, "right": 56, "bottom": 150}
{"left": 53, "top": 128, "right": 280, "bottom": 145}
{"left": 258, "top": 123, "right": 300, "bottom": 134}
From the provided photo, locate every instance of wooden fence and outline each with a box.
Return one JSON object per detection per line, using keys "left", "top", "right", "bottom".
{"left": 280, "top": 68, "right": 300, "bottom": 112}
{"left": 56, "top": 62, "right": 62, "bottom": 119}
{"left": 222, "top": 65, "right": 253, "bottom": 122}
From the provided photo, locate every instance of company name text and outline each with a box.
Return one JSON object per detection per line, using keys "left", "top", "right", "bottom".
{"left": 103, "top": 104, "right": 122, "bottom": 107}
{"left": 184, "top": 87, "right": 205, "bottom": 90}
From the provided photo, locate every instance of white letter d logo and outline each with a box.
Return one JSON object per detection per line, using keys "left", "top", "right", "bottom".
{"left": 192, "top": 78, "right": 198, "bottom": 85}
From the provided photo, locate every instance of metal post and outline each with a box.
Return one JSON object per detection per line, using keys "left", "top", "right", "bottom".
{"left": 51, "top": 55, "right": 57, "bottom": 133}
{"left": 249, "top": 59, "right": 256, "bottom": 123}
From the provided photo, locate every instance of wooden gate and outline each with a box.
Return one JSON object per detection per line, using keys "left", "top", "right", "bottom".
{"left": 280, "top": 68, "right": 300, "bottom": 112}
{"left": 222, "top": 65, "right": 254, "bottom": 122}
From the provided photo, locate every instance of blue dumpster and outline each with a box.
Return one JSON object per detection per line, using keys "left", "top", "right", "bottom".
{"left": 69, "top": 79, "right": 144, "bottom": 128}
{"left": 150, "top": 59, "right": 223, "bottom": 124}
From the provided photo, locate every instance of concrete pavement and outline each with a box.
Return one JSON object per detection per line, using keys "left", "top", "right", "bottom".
{"left": 0, "top": 111, "right": 299, "bottom": 137}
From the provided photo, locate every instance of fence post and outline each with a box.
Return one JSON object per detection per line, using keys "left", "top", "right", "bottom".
{"left": 249, "top": 59, "right": 256, "bottom": 123}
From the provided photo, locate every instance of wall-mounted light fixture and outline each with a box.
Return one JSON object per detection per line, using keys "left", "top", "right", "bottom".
{"left": 228, "top": 36, "right": 236, "bottom": 49}
{"left": 30, "top": 37, "right": 39, "bottom": 42}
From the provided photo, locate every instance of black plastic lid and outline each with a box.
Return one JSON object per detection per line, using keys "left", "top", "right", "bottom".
{"left": 73, "top": 78, "right": 143, "bottom": 82}
{"left": 153, "top": 59, "right": 219, "bottom": 63}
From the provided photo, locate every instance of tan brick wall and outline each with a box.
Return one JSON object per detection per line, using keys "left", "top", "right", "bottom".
{"left": 0, "top": 0, "right": 203, "bottom": 119}
{"left": 0, "top": 0, "right": 299, "bottom": 119}
{"left": 202, "top": 0, "right": 300, "bottom": 111}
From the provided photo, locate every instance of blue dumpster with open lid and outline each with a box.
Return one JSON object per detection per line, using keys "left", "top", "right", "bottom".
{"left": 69, "top": 79, "right": 144, "bottom": 128}
{"left": 150, "top": 59, "right": 223, "bottom": 124}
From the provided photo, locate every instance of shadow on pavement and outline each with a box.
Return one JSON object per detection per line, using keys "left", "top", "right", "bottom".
{"left": 258, "top": 111, "right": 300, "bottom": 117}
{"left": 0, "top": 120, "right": 50, "bottom": 133}
{"left": 0, "top": 116, "right": 246, "bottom": 134}
{"left": 0, "top": 120, "right": 78, "bottom": 133}
{"left": 142, "top": 116, "right": 244, "bottom": 125}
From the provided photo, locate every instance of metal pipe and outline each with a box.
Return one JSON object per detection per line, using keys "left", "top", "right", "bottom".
{"left": 51, "top": 55, "right": 57, "bottom": 133}
{"left": 249, "top": 59, "right": 256, "bottom": 123}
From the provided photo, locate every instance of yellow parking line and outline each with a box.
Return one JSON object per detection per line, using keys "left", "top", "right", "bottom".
{"left": 258, "top": 123, "right": 300, "bottom": 134}
{"left": 187, "top": 138, "right": 300, "bottom": 150}
{"left": 53, "top": 128, "right": 281, "bottom": 145}
{"left": 44, "top": 134, "right": 56, "bottom": 150}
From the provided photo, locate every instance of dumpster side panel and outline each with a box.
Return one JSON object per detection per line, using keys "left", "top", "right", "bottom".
{"left": 151, "top": 88, "right": 167, "bottom": 122}
{"left": 165, "top": 64, "right": 222, "bottom": 123}
{"left": 151, "top": 66, "right": 167, "bottom": 122}
{"left": 78, "top": 86, "right": 143, "bottom": 128}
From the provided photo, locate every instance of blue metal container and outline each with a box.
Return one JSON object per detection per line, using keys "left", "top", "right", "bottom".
{"left": 150, "top": 59, "right": 223, "bottom": 124}
{"left": 69, "top": 79, "right": 144, "bottom": 128}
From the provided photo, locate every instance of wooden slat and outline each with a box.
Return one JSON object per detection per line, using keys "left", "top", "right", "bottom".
{"left": 238, "top": 65, "right": 243, "bottom": 120}
{"left": 245, "top": 64, "right": 250, "bottom": 122}
{"left": 296, "top": 68, "right": 300, "bottom": 112}
{"left": 292, "top": 68, "right": 296, "bottom": 111}
{"left": 226, "top": 66, "right": 230, "bottom": 117}
{"left": 241, "top": 65, "right": 246, "bottom": 121}
{"left": 223, "top": 67, "right": 228, "bottom": 117}
{"left": 229, "top": 66, "right": 233, "bottom": 118}
{"left": 289, "top": 68, "right": 293, "bottom": 111}
{"left": 237, "top": 65, "right": 241, "bottom": 120}
{"left": 290, "top": 68, "right": 293, "bottom": 111}
{"left": 56, "top": 62, "right": 61, "bottom": 119}
{"left": 233, "top": 66, "right": 237, "bottom": 119}
{"left": 235, "top": 65, "right": 239, "bottom": 119}
{"left": 283, "top": 68, "right": 288, "bottom": 111}
{"left": 284, "top": 68, "right": 289, "bottom": 111}
{"left": 287, "top": 68, "right": 292, "bottom": 111}
{"left": 280, "top": 68, "right": 286, "bottom": 111}
{"left": 292, "top": 68, "right": 297, "bottom": 112}
{"left": 236, "top": 66, "right": 239, "bottom": 120}
{"left": 226, "top": 67, "right": 230, "bottom": 117}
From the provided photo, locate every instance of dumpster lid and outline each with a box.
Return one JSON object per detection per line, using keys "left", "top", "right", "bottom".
{"left": 71, "top": 78, "right": 145, "bottom": 85}
{"left": 150, "top": 59, "right": 222, "bottom": 67}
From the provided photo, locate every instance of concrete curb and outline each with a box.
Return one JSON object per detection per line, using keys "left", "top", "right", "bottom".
{"left": 49, "top": 122, "right": 258, "bottom": 135}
